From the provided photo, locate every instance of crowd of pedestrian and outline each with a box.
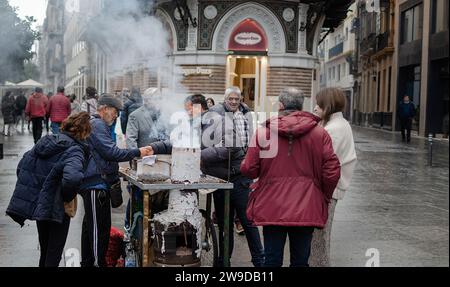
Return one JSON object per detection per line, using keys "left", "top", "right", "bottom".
{"left": 5, "top": 83, "right": 361, "bottom": 267}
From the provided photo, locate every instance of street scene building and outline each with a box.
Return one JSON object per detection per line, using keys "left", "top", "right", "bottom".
{"left": 39, "top": 0, "right": 66, "bottom": 93}
{"left": 351, "top": 0, "right": 449, "bottom": 137}
{"left": 40, "top": 0, "right": 354, "bottom": 113}
{"left": 0, "top": 0, "right": 448, "bottom": 269}
{"left": 318, "top": 2, "right": 357, "bottom": 121}
{"left": 352, "top": 0, "right": 396, "bottom": 131}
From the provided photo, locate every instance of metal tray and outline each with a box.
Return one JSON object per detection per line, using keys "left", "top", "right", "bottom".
{"left": 119, "top": 168, "right": 233, "bottom": 194}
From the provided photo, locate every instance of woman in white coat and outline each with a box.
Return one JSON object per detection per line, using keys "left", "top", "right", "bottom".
{"left": 309, "top": 87, "right": 357, "bottom": 267}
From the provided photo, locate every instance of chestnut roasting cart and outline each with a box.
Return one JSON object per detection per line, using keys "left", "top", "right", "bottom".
{"left": 119, "top": 168, "right": 234, "bottom": 267}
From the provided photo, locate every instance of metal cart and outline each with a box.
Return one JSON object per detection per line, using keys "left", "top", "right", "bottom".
{"left": 119, "top": 168, "right": 234, "bottom": 267}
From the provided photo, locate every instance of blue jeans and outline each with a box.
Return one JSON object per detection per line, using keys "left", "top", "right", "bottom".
{"left": 263, "top": 226, "right": 314, "bottom": 267}
{"left": 51, "top": 122, "right": 61, "bottom": 134}
{"left": 213, "top": 175, "right": 265, "bottom": 267}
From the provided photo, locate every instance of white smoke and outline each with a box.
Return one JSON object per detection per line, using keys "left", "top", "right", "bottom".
{"left": 84, "top": 0, "right": 170, "bottom": 71}
{"left": 81, "top": 0, "right": 190, "bottom": 138}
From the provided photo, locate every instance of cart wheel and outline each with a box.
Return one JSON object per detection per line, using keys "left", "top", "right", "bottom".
{"left": 200, "top": 209, "right": 218, "bottom": 267}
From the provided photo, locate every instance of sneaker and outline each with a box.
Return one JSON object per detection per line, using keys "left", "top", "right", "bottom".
{"left": 235, "top": 221, "right": 245, "bottom": 235}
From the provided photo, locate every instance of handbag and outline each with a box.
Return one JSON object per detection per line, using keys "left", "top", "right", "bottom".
{"left": 90, "top": 152, "right": 123, "bottom": 208}
{"left": 110, "top": 180, "right": 123, "bottom": 208}
{"left": 64, "top": 197, "right": 78, "bottom": 217}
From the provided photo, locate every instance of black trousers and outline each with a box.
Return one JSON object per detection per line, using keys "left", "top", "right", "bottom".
{"left": 400, "top": 118, "right": 412, "bottom": 141}
{"left": 263, "top": 226, "right": 314, "bottom": 267}
{"left": 213, "top": 176, "right": 265, "bottom": 267}
{"left": 44, "top": 116, "right": 50, "bottom": 133}
{"left": 31, "top": 117, "right": 44, "bottom": 144}
{"left": 81, "top": 189, "right": 111, "bottom": 267}
{"left": 36, "top": 214, "right": 71, "bottom": 267}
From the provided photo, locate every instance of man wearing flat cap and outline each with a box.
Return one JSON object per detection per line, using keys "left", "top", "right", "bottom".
{"left": 79, "top": 93, "right": 153, "bottom": 267}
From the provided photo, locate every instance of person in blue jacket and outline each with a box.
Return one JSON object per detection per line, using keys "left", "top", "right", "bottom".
{"left": 6, "top": 112, "right": 92, "bottom": 267}
{"left": 79, "top": 94, "right": 152, "bottom": 267}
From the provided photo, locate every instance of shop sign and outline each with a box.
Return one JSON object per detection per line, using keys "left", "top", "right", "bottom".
{"left": 234, "top": 32, "right": 262, "bottom": 46}
{"left": 182, "top": 67, "right": 213, "bottom": 77}
{"left": 228, "top": 19, "right": 268, "bottom": 52}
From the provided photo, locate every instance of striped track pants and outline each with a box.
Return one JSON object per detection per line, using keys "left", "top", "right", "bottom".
{"left": 80, "top": 189, "right": 111, "bottom": 267}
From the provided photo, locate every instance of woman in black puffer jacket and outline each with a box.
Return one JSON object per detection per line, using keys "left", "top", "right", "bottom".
{"left": 7, "top": 112, "right": 92, "bottom": 267}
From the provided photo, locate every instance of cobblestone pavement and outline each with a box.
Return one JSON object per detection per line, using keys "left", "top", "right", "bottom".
{"left": 0, "top": 126, "right": 448, "bottom": 267}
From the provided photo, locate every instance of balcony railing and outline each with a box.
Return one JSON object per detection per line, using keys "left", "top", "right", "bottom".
{"left": 329, "top": 42, "right": 344, "bottom": 58}
{"left": 376, "top": 32, "right": 390, "bottom": 52}
{"left": 360, "top": 33, "right": 377, "bottom": 55}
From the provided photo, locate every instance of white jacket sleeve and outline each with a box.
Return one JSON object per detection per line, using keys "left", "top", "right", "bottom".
{"left": 325, "top": 119, "right": 357, "bottom": 200}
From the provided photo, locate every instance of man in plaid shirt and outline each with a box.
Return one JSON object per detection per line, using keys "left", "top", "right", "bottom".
{"left": 234, "top": 109, "right": 249, "bottom": 150}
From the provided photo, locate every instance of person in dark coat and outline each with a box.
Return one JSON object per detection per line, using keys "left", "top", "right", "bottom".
{"left": 79, "top": 94, "right": 152, "bottom": 267}
{"left": 6, "top": 112, "right": 92, "bottom": 267}
{"left": 120, "top": 87, "right": 142, "bottom": 135}
{"left": 2, "top": 91, "right": 16, "bottom": 136}
{"left": 14, "top": 91, "right": 28, "bottom": 133}
{"left": 241, "top": 88, "right": 341, "bottom": 267}
{"left": 397, "top": 95, "right": 416, "bottom": 143}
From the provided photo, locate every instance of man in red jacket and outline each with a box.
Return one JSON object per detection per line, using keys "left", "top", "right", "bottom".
{"left": 25, "top": 87, "right": 48, "bottom": 144}
{"left": 241, "top": 87, "right": 341, "bottom": 267}
{"left": 47, "top": 86, "right": 71, "bottom": 134}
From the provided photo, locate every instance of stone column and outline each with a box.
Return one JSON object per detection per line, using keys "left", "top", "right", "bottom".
{"left": 419, "top": 0, "right": 431, "bottom": 137}
{"left": 186, "top": 0, "right": 198, "bottom": 51}
{"left": 298, "top": 3, "right": 308, "bottom": 54}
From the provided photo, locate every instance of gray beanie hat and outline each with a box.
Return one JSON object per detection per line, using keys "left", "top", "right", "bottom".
{"left": 98, "top": 94, "right": 123, "bottom": 111}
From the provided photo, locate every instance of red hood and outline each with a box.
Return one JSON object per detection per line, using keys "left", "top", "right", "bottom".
{"left": 32, "top": 92, "right": 44, "bottom": 99}
{"left": 266, "top": 111, "right": 320, "bottom": 138}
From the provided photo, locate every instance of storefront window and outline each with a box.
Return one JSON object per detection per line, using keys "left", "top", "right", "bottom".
{"left": 401, "top": 4, "right": 423, "bottom": 44}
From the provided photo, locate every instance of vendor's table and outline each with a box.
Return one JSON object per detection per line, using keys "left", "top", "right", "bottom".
{"left": 119, "top": 168, "right": 234, "bottom": 267}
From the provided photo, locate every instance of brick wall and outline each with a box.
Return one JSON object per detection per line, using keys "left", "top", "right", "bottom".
{"left": 123, "top": 72, "right": 133, "bottom": 90}
{"left": 132, "top": 69, "right": 144, "bottom": 92}
{"left": 144, "top": 69, "right": 158, "bottom": 89}
{"left": 267, "top": 67, "right": 313, "bottom": 98}
{"left": 109, "top": 75, "right": 124, "bottom": 92}
{"left": 108, "top": 77, "right": 115, "bottom": 93}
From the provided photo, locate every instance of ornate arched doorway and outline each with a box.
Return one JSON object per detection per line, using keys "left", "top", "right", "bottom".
{"left": 226, "top": 18, "right": 269, "bottom": 112}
